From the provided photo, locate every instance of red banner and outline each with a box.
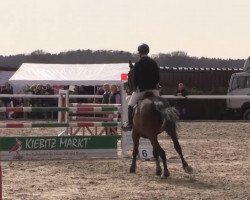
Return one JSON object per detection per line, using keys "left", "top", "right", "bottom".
{"left": 121, "top": 73, "right": 128, "bottom": 81}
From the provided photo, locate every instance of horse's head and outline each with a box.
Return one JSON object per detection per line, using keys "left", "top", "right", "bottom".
{"left": 126, "top": 60, "right": 135, "bottom": 95}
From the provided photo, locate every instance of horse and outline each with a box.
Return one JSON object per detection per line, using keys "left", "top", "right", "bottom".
{"left": 126, "top": 61, "right": 193, "bottom": 178}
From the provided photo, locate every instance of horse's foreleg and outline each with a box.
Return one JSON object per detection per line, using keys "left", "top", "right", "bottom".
{"left": 153, "top": 147, "right": 162, "bottom": 176}
{"left": 130, "top": 131, "right": 139, "bottom": 173}
{"left": 150, "top": 139, "right": 170, "bottom": 178}
{"left": 167, "top": 129, "right": 193, "bottom": 174}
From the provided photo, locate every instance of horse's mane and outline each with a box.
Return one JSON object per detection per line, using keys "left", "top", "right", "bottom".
{"left": 127, "top": 60, "right": 136, "bottom": 94}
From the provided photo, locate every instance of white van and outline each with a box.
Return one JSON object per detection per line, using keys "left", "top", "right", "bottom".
{"left": 227, "top": 57, "right": 250, "bottom": 120}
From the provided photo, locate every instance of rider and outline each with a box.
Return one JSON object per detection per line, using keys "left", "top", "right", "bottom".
{"left": 123, "top": 43, "right": 160, "bottom": 131}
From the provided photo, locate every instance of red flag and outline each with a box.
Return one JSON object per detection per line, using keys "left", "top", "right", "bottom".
{"left": 121, "top": 73, "right": 128, "bottom": 81}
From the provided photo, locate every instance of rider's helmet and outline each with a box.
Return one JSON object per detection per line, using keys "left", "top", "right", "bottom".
{"left": 138, "top": 43, "right": 150, "bottom": 55}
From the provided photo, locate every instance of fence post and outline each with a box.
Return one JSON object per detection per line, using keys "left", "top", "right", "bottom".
{"left": 58, "top": 90, "right": 69, "bottom": 136}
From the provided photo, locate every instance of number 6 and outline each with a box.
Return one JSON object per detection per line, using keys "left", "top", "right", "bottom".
{"left": 142, "top": 150, "right": 148, "bottom": 157}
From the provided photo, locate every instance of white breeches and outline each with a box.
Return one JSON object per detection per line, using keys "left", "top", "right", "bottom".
{"left": 128, "top": 89, "right": 160, "bottom": 107}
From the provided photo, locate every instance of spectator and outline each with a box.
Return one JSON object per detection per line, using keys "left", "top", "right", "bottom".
{"left": 0, "top": 82, "right": 13, "bottom": 106}
{"left": 44, "top": 84, "right": 54, "bottom": 96}
{"left": 24, "top": 84, "right": 36, "bottom": 108}
{"left": 175, "top": 83, "right": 188, "bottom": 119}
{"left": 28, "top": 84, "right": 37, "bottom": 94}
{"left": 43, "top": 83, "right": 55, "bottom": 119}
{"left": 33, "top": 84, "right": 44, "bottom": 108}
{"left": 102, "top": 83, "right": 110, "bottom": 104}
{"left": 109, "top": 85, "right": 121, "bottom": 104}
{"left": 108, "top": 85, "right": 121, "bottom": 135}
{"left": 28, "top": 84, "right": 44, "bottom": 118}
{"left": 35, "top": 84, "right": 44, "bottom": 95}
{"left": 0, "top": 82, "right": 13, "bottom": 119}
{"left": 101, "top": 83, "right": 110, "bottom": 134}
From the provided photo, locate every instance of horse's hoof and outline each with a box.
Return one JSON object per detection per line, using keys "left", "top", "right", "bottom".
{"left": 130, "top": 168, "right": 136, "bottom": 173}
{"left": 156, "top": 170, "right": 162, "bottom": 176}
{"left": 184, "top": 166, "right": 193, "bottom": 174}
{"left": 160, "top": 171, "right": 170, "bottom": 179}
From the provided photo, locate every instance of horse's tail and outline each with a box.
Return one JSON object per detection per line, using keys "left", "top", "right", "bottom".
{"left": 153, "top": 96, "right": 179, "bottom": 131}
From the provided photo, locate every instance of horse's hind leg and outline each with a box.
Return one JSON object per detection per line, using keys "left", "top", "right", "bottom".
{"left": 153, "top": 147, "right": 162, "bottom": 176}
{"left": 130, "top": 130, "right": 140, "bottom": 173}
{"left": 150, "top": 138, "right": 170, "bottom": 178}
{"left": 166, "top": 126, "right": 193, "bottom": 174}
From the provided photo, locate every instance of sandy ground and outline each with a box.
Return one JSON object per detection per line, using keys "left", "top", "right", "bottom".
{"left": 0, "top": 122, "right": 249, "bottom": 200}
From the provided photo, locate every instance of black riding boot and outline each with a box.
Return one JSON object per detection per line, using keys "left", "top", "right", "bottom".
{"left": 122, "top": 106, "right": 133, "bottom": 131}
{"left": 128, "top": 105, "right": 133, "bottom": 127}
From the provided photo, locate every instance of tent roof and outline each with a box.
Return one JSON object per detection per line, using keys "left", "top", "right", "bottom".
{"left": 9, "top": 63, "right": 129, "bottom": 86}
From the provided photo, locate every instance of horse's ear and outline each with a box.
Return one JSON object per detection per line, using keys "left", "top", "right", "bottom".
{"left": 129, "top": 60, "right": 134, "bottom": 69}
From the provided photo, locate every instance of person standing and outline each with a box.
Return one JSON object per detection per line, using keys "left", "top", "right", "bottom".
{"left": 43, "top": 84, "right": 55, "bottom": 119}
{"left": 102, "top": 83, "right": 110, "bottom": 104}
{"left": 0, "top": 82, "right": 13, "bottom": 106}
{"left": 0, "top": 82, "right": 14, "bottom": 119}
{"left": 109, "top": 85, "right": 121, "bottom": 104}
{"left": 108, "top": 85, "right": 121, "bottom": 134}
{"left": 175, "top": 83, "right": 188, "bottom": 119}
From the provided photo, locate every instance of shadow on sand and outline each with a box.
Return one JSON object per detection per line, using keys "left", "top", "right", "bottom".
{"left": 158, "top": 175, "right": 216, "bottom": 190}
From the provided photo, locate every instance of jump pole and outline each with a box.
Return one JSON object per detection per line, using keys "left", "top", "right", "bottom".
{"left": 58, "top": 89, "right": 122, "bottom": 136}
{"left": 0, "top": 107, "right": 120, "bottom": 113}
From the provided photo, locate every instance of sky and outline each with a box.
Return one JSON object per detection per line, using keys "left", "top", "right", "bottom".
{"left": 0, "top": 0, "right": 249, "bottom": 59}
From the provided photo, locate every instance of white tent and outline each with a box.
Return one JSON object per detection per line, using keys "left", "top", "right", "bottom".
{"left": 9, "top": 63, "right": 130, "bottom": 86}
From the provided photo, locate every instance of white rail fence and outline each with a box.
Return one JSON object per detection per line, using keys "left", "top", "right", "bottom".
{"left": 1, "top": 94, "right": 250, "bottom": 99}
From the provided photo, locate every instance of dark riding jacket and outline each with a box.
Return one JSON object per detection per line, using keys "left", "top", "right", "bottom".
{"left": 109, "top": 91, "right": 120, "bottom": 104}
{"left": 133, "top": 56, "right": 160, "bottom": 92}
